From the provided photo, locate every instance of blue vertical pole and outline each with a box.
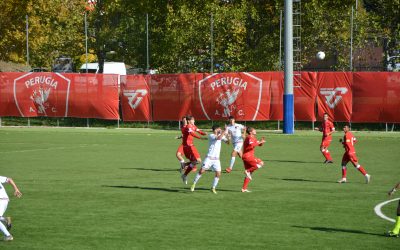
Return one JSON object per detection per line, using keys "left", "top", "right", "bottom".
{"left": 283, "top": 0, "right": 294, "bottom": 134}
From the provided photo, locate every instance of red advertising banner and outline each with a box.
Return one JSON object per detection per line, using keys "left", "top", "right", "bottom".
{"left": 294, "top": 72, "right": 317, "bottom": 121}
{"left": 352, "top": 72, "right": 400, "bottom": 123}
{"left": 0, "top": 72, "right": 119, "bottom": 119}
{"left": 120, "top": 75, "right": 151, "bottom": 121}
{"left": 149, "top": 74, "right": 195, "bottom": 121}
{"left": 316, "top": 72, "right": 352, "bottom": 122}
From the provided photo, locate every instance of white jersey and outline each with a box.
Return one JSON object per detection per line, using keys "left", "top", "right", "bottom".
{"left": 206, "top": 134, "right": 227, "bottom": 159}
{"left": 0, "top": 176, "right": 9, "bottom": 200}
{"left": 227, "top": 123, "right": 245, "bottom": 144}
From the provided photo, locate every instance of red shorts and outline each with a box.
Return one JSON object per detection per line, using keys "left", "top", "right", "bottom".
{"left": 243, "top": 157, "right": 263, "bottom": 171}
{"left": 176, "top": 144, "right": 184, "bottom": 155}
{"left": 342, "top": 152, "right": 358, "bottom": 165}
{"left": 183, "top": 145, "right": 200, "bottom": 162}
{"left": 320, "top": 136, "right": 332, "bottom": 148}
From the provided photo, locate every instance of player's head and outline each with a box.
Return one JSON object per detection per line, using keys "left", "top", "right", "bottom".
{"left": 186, "top": 115, "right": 195, "bottom": 125}
{"left": 181, "top": 116, "right": 187, "bottom": 125}
{"left": 343, "top": 124, "right": 350, "bottom": 132}
{"left": 228, "top": 115, "right": 235, "bottom": 125}
{"left": 246, "top": 126, "right": 255, "bottom": 135}
{"left": 323, "top": 113, "right": 329, "bottom": 121}
{"left": 212, "top": 125, "right": 221, "bottom": 134}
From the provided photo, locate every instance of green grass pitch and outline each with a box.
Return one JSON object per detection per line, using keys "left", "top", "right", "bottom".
{"left": 0, "top": 127, "right": 399, "bottom": 249}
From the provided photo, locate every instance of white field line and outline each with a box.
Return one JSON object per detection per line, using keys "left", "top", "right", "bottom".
{"left": 374, "top": 198, "right": 400, "bottom": 223}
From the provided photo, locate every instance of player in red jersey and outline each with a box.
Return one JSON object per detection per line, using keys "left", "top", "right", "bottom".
{"left": 176, "top": 116, "right": 188, "bottom": 172}
{"left": 241, "top": 127, "right": 266, "bottom": 192}
{"left": 180, "top": 115, "right": 207, "bottom": 184}
{"left": 315, "top": 113, "right": 335, "bottom": 163}
{"left": 337, "top": 124, "right": 371, "bottom": 184}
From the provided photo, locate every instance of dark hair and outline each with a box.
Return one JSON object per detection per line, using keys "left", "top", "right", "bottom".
{"left": 246, "top": 126, "right": 254, "bottom": 135}
{"left": 186, "top": 115, "right": 193, "bottom": 121}
{"left": 228, "top": 116, "right": 235, "bottom": 120}
{"left": 181, "top": 116, "right": 187, "bottom": 121}
{"left": 212, "top": 125, "right": 220, "bottom": 131}
{"left": 343, "top": 124, "right": 350, "bottom": 128}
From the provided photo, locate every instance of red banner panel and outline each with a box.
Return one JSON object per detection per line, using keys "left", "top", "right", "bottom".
{"left": 316, "top": 72, "right": 352, "bottom": 122}
{"left": 294, "top": 72, "right": 317, "bottom": 121}
{"left": 193, "top": 72, "right": 269, "bottom": 121}
{"left": 0, "top": 72, "right": 119, "bottom": 119}
{"left": 120, "top": 75, "right": 151, "bottom": 121}
{"left": 352, "top": 72, "right": 400, "bottom": 123}
{"left": 150, "top": 74, "right": 195, "bottom": 121}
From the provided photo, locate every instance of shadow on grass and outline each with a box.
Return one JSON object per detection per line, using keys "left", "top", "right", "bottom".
{"left": 266, "top": 159, "right": 323, "bottom": 164}
{"left": 292, "top": 225, "right": 385, "bottom": 237}
{"left": 102, "top": 185, "right": 239, "bottom": 193}
{"left": 267, "top": 177, "right": 336, "bottom": 184}
{"left": 120, "top": 167, "right": 178, "bottom": 172}
{"left": 102, "top": 185, "right": 182, "bottom": 193}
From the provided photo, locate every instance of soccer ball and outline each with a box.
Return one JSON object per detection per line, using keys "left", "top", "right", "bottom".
{"left": 316, "top": 51, "right": 325, "bottom": 60}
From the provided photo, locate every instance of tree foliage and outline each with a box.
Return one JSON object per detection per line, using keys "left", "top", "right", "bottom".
{"left": 1, "top": 0, "right": 399, "bottom": 72}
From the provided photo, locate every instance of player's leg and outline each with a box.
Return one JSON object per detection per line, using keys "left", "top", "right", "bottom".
{"left": 320, "top": 139, "right": 333, "bottom": 163}
{"left": 192, "top": 160, "right": 208, "bottom": 191}
{"left": 350, "top": 154, "right": 370, "bottom": 184}
{"left": 211, "top": 161, "right": 222, "bottom": 194}
{"left": 388, "top": 200, "right": 400, "bottom": 237}
{"left": 242, "top": 160, "right": 255, "bottom": 192}
{"left": 338, "top": 154, "right": 348, "bottom": 183}
{"left": 226, "top": 143, "right": 242, "bottom": 173}
{"left": 176, "top": 145, "right": 186, "bottom": 172}
{"left": 0, "top": 200, "right": 12, "bottom": 240}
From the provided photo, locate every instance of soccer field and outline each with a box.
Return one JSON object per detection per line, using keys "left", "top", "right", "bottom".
{"left": 0, "top": 127, "right": 399, "bottom": 249}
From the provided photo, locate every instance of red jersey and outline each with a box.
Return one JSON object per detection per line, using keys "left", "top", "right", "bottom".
{"left": 242, "top": 135, "right": 264, "bottom": 159}
{"left": 182, "top": 124, "right": 204, "bottom": 146}
{"left": 342, "top": 131, "right": 357, "bottom": 153}
{"left": 320, "top": 120, "right": 335, "bottom": 138}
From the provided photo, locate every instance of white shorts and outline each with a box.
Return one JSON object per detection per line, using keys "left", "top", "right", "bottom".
{"left": 233, "top": 142, "right": 243, "bottom": 152}
{"left": 0, "top": 199, "right": 9, "bottom": 216}
{"left": 202, "top": 157, "right": 221, "bottom": 172}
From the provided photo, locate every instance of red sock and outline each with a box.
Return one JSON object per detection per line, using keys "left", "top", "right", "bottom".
{"left": 242, "top": 177, "right": 251, "bottom": 190}
{"left": 322, "top": 150, "right": 328, "bottom": 160}
{"left": 325, "top": 150, "right": 332, "bottom": 161}
{"left": 184, "top": 166, "right": 193, "bottom": 175}
{"left": 357, "top": 166, "right": 367, "bottom": 176}
{"left": 342, "top": 166, "right": 347, "bottom": 178}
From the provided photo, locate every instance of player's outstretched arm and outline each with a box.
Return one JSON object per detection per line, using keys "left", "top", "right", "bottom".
{"left": 388, "top": 182, "right": 400, "bottom": 196}
{"left": 7, "top": 178, "right": 22, "bottom": 198}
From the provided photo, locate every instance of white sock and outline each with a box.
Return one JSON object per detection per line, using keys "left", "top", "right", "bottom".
{"left": 229, "top": 157, "right": 236, "bottom": 168}
{"left": 193, "top": 173, "right": 202, "bottom": 184}
{"left": 212, "top": 177, "right": 220, "bottom": 188}
{"left": 179, "top": 159, "right": 185, "bottom": 163}
{"left": 0, "top": 220, "right": 10, "bottom": 237}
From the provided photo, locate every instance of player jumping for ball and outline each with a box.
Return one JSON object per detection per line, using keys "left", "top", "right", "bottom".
{"left": 337, "top": 125, "right": 371, "bottom": 184}
{"left": 176, "top": 116, "right": 188, "bottom": 172}
{"left": 0, "top": 176, "right": 22, "bottom": 241}
{"left": 225, "top": 116, "right": 245, "bottom": 173}
{"left": 386, "top": 182, "right": 400, "bottom": 237}
{"left": 181, "top": 115, "right": 207, "bottom": 184}
{"left": 191, "top": 125, "right": 228, "bottom": 194}
{"left": 241, "top": 127, "right": 266, "bottom": 193}
{"left": 315, "top": 113, "right": 335, "bottom": 163}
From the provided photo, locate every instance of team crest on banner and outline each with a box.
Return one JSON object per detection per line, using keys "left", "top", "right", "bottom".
{"left": 13, "top": 72, "right": 71, "bottom": 117}
{"left": 198, "top": 73, "right": 262, "bottom": 120}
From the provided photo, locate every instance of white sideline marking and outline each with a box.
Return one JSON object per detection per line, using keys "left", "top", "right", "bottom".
{"left": 374, "top": 198, "right": 400, "bottom": 223}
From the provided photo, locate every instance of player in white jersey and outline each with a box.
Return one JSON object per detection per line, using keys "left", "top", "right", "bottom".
{"left": 0, "top": 176, "right": 22, "bottom": 241}
{"left": 225, "top": 116, "right": 246, "bottom": 173}
{"left": 191, "top": 125, "right": 228, "bottom": 194}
